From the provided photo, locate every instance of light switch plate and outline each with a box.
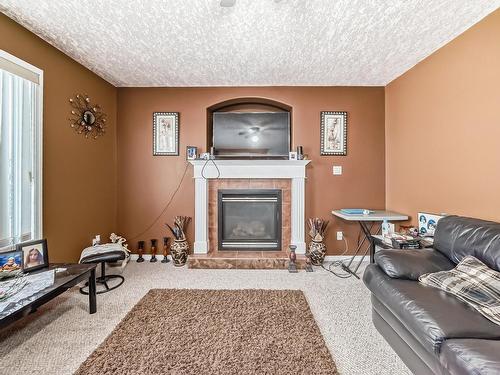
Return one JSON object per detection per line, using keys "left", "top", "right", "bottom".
{"left": 336, "top": 231, "right": 343, "bottom": 240}
{"left": 333, "top": 166, "right": 342, "bottom": 175}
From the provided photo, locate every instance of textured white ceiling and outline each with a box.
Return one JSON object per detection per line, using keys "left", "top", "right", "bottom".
{"left": 1, "top": 0, "right": 499, "bottom": 87}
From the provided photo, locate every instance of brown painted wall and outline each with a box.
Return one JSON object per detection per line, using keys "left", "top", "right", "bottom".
{"left": 0, "top": 14, "right": 117, "bottom": 262}
{"left": 385, "top": 9, "right": 500, "bottom": 224}
{"left": 117, "top": 87, "right": 385, "bottom": 255}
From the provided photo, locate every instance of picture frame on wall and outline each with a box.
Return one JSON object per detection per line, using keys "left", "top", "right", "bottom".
{"left": 153, "top": 112, "right": 179, "bottom": 156}
{"left": 320, "top": 111, "right": 347, "bottom": 156}
{"left": 16, "top": 238, "right": 49, "bottom": 272}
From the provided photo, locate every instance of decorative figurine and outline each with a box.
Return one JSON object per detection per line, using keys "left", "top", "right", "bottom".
{"left": 137, "top": 241, "right": 145, "bottom": 263}
{"left": 161, "top": 237, "right": 170, "bottom": 263}
{"left": 150, "top": 239, "right": 158, "bottom": 262}
{"left": 304, "top": 252, "right": 313, "bottom": 272}
{"left": 288, "top": 245, "right": 298, "bottom": 273}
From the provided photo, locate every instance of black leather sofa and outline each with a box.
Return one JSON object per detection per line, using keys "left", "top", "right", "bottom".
{"left": 363, "top": 215, "right": 500, "bottom": 374}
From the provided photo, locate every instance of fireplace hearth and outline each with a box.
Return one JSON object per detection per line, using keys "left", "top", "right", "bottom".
{"left": 218, "top": 189, "right": 282, "bottom": 251}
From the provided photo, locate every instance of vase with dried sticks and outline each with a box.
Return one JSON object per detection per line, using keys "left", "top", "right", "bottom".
{"left": 166, "top": 216, "right": 191, "bottom": 266}
{"left": 307, "top": 218, "right": 329, "bottom": 265}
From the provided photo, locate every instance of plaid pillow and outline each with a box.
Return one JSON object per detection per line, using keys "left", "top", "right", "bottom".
{"left": 419, "top": 256, "right": 500, "bottom": 325}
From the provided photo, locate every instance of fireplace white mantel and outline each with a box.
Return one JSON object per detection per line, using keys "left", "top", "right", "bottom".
{"left": 189, "top": 159, "right": 311, "bottom": 254}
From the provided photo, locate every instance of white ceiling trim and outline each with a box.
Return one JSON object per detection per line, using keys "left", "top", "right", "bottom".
{"left": 1, "top": 0, "right": 499, "bottom": 87}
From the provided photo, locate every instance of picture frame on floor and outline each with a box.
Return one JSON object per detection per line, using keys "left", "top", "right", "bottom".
{"left": 153, "top": 112, "right": 179, "bottom": 156}
{"left": 320, "top": 111, "right": 347, "bottom": 156}
{"left": 16, "top": 238, "right": 49, "bottom": 272}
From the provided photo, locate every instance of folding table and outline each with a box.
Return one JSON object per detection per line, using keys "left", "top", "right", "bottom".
{"left": 331, "top": 210, "right": 408, "bottom": 278}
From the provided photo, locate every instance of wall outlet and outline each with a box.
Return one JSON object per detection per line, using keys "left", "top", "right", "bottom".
{"left": 336, "top": 231, "right": 343, "bottom": 240}
{"left": 332, "top": 166, "right": 342, "bottom": 175}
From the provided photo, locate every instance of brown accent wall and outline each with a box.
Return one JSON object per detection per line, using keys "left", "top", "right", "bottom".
{"left": 117, "top": 87, "right": 385, "bottom": 255}
{"left": 0, "top": 14, "right": 117, "bottom": 262}
{"left": 385, "top": 9, "right": 500, "bottom": 224}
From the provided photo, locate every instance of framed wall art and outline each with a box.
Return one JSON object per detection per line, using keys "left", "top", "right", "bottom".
{"left": 320, "top": 111, "right": 347, "bottom": 156}
{"left": 153, "top": 112, "right": 179, "bottom": 156}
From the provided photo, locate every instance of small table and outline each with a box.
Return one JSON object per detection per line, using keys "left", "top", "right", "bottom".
{"left": 331, "top": 210, "right": 408, "bottom": 278}
{"left": 0, "top": 263, "right": 96, "bottom": 329}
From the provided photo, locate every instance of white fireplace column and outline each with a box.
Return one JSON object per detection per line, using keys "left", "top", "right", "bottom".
{"left": 189, "top": 160, "right": 311, "bottom": 255}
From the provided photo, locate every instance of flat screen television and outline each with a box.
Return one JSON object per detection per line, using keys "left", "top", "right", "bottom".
{"left": 212, "top": 112, "right": 290, "bottom": 159}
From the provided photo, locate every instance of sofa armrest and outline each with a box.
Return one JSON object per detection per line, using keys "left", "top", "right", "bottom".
{"left": 375, "top": 249, "right": 454, "bottom": 280}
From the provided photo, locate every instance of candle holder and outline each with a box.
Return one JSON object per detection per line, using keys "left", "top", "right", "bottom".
{"left": 161, "top": 237, "right": 170, "bottom": 263}
{"left": 304, "top": 252, "right": 313, "bottom": 272}
{"left": 150, "top": 239, "right": 158, "bottom": 262}
{"left": 288, "top": 245, "right": 298, "bottom": 273}
{"left": 137, "top": 241, "right": 145, "bottom": 263}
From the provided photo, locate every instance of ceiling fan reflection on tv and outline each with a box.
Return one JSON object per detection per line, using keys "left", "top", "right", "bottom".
{"left": 237, "top": 117, "right": 284, "bottom": 140}
{"left": 220, "top": 0, "right": 283, "bottom": 7}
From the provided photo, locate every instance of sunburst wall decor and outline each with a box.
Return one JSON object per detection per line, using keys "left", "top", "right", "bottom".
{"left": 68, "top": 94, "right": 107, "bottom": 139}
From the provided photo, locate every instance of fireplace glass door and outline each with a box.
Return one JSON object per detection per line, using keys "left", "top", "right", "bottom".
{"left": 218, "top": 189, "right": 282, "bottom": 251}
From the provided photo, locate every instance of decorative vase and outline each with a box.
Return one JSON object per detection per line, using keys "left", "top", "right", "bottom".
{"left": 170, "top": 239, "right": 189, "bottom": 266}
{"left": 308, "top": 240, "right": 326, "bottom": 265}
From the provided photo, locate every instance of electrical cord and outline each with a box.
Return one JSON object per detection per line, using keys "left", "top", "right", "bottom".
{"left": 129, "top": 155, "right": 220, "bottom": 242}
{"left": 321, "top": 223, "right": 375, "bottom": 278}
{"left": 128, "top": 162, "right": 191, "bottom": 242}
{"left": 321, "top": 236, "right": 354, "bottom": 278}
{"left": 201, "top": 157, "right": 220, "bottom": 180}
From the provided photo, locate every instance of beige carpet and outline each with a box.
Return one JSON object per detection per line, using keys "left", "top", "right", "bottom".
{"left": 0, "top": 262, "right": 410, "bottom": 375}
{"left": 75, "top": 289, "right": 337, "bottom": 375}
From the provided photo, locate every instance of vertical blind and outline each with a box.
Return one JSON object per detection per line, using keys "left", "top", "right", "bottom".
{"left": 0, "top": 68, "right": 40, "bottom": 249}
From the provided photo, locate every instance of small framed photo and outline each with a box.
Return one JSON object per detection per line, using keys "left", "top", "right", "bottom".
{"left": 16, "top": 239, "right": 49, "bottom": 272}
{"left": 0, "top": 250, "right": 23, "bottom": 272}
{"left": 153, "top": 112, "right": 179, "bottom": 156}
{"left": 320, "top": 111, "right": 347, "bottom": 156}
{"left": 186, "top": 146, "right": 198, "bottom": 160}
{"left": 289, "top": 151, "right": 298, "bottom": 160}
{"left": 418, "top": 212, "right": 444, "bottom": 237}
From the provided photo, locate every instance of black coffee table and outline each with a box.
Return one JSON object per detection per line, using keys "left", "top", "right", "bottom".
{"left": 0, "top": 263, "right": 96, "bottom": 329}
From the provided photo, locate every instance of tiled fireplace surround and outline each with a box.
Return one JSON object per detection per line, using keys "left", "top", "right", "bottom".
{"left": 188, "top": 160, "right": 310, "bottom": 269}
{"left": 208, "top": 178, "right": 291, "bottom": 257}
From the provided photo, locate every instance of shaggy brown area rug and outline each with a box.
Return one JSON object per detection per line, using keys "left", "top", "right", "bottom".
{"left": 75, "top": 289, "right": 337, "bottom": 375}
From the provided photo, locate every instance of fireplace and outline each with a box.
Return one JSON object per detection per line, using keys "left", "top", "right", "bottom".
{"left": 218, "top": 189, "right": 282, "bottom": 251}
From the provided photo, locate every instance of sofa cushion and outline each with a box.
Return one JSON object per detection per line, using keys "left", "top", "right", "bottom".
{"left": 434, "top": 215, "right": 500, "bottom": 271}
{"left": 363, "top": 264, "right": 500, "bottom": 354}
{"left": 440, "top": 339, "right": 500, "bottom": 375}
{"left": 375, "top": 249, "right": 454, "bottom": 280}
{"left": 420, "top": 256, "right": 500, "bottom": 326}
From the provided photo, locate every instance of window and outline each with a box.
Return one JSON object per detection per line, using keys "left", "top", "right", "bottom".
{"left": 0, "top": 50, "right": 43, "bottom": 250}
